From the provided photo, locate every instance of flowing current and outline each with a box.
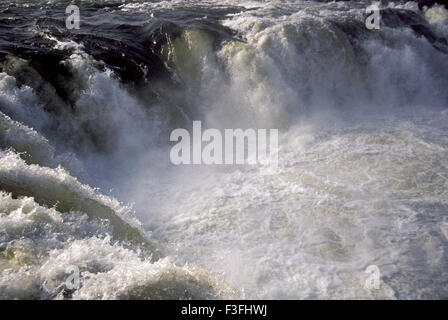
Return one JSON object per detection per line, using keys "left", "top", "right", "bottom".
{"left": 1, "top": 0, "right": 448, "bottom": 299}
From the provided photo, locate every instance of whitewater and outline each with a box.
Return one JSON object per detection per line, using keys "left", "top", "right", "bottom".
{"left": 0, "top": 0, "right": 448, "bottom": 299}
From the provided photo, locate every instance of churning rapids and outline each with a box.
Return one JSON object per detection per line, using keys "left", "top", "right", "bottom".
{"left": 0, "top": 0, "right": 448, "bottom": 299}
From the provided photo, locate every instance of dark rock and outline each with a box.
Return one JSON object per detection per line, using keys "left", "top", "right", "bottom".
{"left": 417, "top": 0, "right": 448, "bottom": 10}
{"left": 380, "top": 8, "right": 427, "bottom": 28}
{"left": 381, "top": 8, "right": 448, "bottom": 53}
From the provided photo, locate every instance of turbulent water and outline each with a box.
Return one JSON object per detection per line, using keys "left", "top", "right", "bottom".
{"left": 0, "top": 0, "right": 448, "bottom": 299}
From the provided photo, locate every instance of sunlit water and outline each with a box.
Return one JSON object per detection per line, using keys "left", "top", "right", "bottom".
{"left": 0, "top": 0, "right": 447, "bottom": 299}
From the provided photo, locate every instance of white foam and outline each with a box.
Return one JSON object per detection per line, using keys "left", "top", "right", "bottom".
{"left": 0, "top": 192, "right": 229, "bottom": 299}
